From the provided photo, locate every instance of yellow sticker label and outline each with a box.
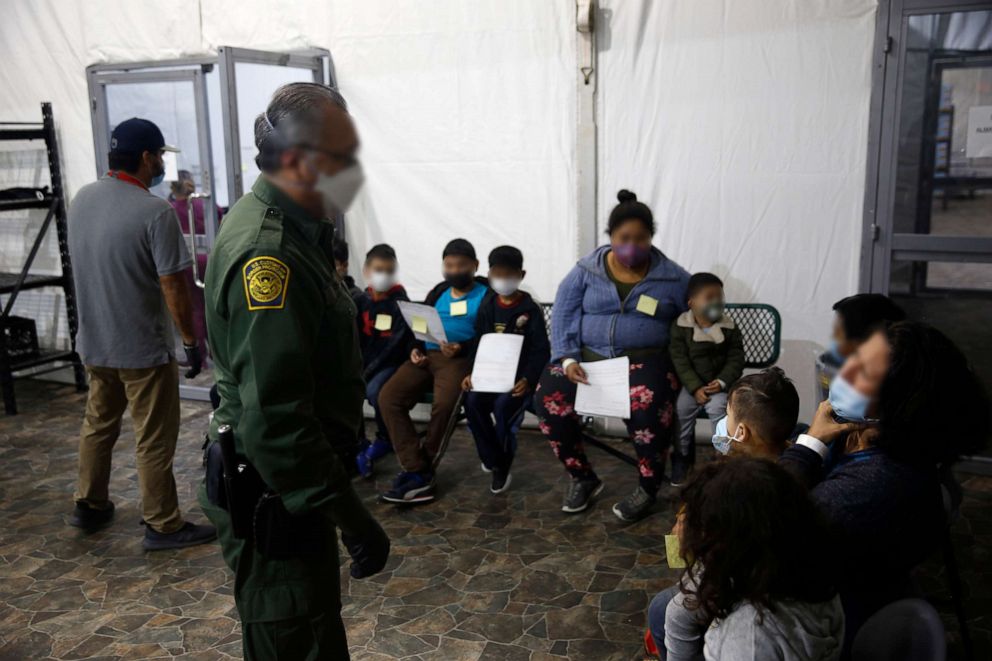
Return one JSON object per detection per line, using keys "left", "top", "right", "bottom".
{"left": 375, "top": 314, "right": 392, "bottom": 331}
{"left": 450, "top": 300, "right": 468, "bottom": 316}
{"left": 412, "top": 316, "right": 428, "bottom": 333}
{"left": 665, "top": 534, "right": 686, "bottom": 569}
{"left": 243, "top": 256, "right": 290, "bottom": 311}
{"left": 636, "top": 294, "right": 658, "bottom": 317}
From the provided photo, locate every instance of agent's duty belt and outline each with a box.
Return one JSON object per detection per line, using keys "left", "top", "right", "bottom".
{"left": 205, "top": 424, "right": 325, "bottom": 558}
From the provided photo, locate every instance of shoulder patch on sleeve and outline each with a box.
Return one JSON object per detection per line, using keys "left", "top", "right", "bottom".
{"left": 243, "top": 256, "right": 290, "bottom": 311}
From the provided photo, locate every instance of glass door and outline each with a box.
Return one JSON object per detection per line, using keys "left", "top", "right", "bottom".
{"left": 864, "top": 0, "right": 992, "bottom": 465}
{"left": 89, "top": 67, "right": 218, "bottom": 400}
{"left": 86, "top": 48, "right": 333, "bottom": 401}
{"left": 217, "top": 47, "right": 329, "bottom": 203}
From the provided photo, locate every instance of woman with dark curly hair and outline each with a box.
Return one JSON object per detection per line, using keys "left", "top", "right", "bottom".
{"left": 782, "top": 320, "right": 989, "bottom": 650}
{"left": 652, "top": 457, "right": 844, "bottom": 660}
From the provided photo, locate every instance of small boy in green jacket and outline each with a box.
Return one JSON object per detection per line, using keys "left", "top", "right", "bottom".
{"left": 669, "top": 272, "right": 745, "bottom": 484}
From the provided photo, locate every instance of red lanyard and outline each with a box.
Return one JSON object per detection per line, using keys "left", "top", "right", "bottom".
{"left": 107, "top": 170, "right": 148, "bottom": 191}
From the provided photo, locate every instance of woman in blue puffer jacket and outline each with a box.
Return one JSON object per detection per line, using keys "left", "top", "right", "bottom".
{"left": 536, "top": 190, "right": 690, "bottom": 522}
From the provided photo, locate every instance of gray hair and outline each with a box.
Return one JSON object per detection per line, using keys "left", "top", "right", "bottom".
{"left": 254, "top": 82, "right": 348, "bottom": 171}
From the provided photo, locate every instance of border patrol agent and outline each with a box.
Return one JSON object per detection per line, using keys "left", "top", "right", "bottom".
{"left": 199, "top": 83, "right": 388, "bottom": 660}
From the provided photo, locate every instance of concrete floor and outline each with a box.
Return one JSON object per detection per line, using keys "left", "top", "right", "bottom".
{"left": 0, "top": 380, "right": 990, "bottom": 660}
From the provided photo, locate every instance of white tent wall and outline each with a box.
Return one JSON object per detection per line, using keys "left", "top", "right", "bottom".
{"left": 0, "top": 0, "right": 881, "bottom": 419}
{"left": 596, "top": 0, "right": 878, "bottom": 419}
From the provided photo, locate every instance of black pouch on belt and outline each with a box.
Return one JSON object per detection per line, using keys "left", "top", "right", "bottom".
{"left": 205, "top": 425, "right": 265, "bottom": 539}
{"left": 253, "top": 492, "right": 327, "bottom": 559}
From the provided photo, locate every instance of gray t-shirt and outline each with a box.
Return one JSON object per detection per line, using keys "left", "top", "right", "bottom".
{"left": 68, "top": 175, "right": 192, "bottom": 368}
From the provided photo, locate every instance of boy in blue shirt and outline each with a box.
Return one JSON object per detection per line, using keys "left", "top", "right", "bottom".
{"left": 379, "top": 239, "right": 488, "bottom": 503}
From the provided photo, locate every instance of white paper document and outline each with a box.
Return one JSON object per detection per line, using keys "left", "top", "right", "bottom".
{"left": 575, "top": 356, "right": 631, "bottom": 418}
{"left": 471, "top": 333, "right": 524, "bottom": 393}
{"left": 397, "top": 301, "right": 447, "bottom": 345}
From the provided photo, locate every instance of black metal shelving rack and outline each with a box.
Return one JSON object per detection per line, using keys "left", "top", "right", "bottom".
{"left": 0, "top": 102, "right": 86, "bottom": 414}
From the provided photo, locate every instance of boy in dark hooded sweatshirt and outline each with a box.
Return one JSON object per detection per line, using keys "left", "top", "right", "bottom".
{"left": 353, "top": 243, "right": 412, "bottom": 478}
{"left": 461, "top": 246, "right": 550, "bottom": 494}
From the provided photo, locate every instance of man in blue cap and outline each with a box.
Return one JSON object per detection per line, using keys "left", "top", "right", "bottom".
{"left": 67, "top": 117, "right": 216, "bottom": 550}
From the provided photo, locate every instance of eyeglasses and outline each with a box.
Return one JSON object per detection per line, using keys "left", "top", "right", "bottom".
{"left": 301, "top": 144, "right": 359, "bottom": 168}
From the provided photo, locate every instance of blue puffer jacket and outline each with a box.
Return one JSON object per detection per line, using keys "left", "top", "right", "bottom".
{"left": 551, "top": 245, "right": 690, "bottom": 361}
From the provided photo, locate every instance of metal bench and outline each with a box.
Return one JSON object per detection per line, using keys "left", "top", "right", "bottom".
{"left": 426, "top": 301, "right": 782, "bottom": 470}
{"left": 537, "top": 302, "right": 783, "bottom": 467}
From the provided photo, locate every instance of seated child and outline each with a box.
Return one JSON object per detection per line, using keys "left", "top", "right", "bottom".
{"left": 649, "top": 458, "right": 843, "bottom": 661}
{"left": 379, "top": 238, "right": 488, "bottom": 503}
{"left": 669, "top": 273, "right": 744, "bottom": 485}
{"left": 354, "top": 244, "right": 413, "bottom": 478}
{"left": 709, "top": 367, "right": 799, "bottom": 459}
{"left": 815, "top": 293, "right": 905, "bottom": 401}
{"left": 332, "top": 237, "right": 364, "bottom": 301}
{"left": 461, "top": 246, "right": 550, "bottom": 494}
{"left": 647, "top": 366, "right": 800, "bottom": 658}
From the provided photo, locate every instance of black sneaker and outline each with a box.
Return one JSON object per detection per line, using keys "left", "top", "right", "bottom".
{"left": 490, "top": 470, "right": 512, "bottom": 494}
{"left": 670, "top": 456, "right": 692, "bottom": 487}
{"left": 561, "top": 477, "right": 604, "bottom": 513}
{"left": 69, "top": 501, "right": 115, "bottom": 530}
{"left": 612, "top": 487, "right": 657, "bottom": 522}
{"left": 142, "top": 521, "right": 217, "bottom": 551}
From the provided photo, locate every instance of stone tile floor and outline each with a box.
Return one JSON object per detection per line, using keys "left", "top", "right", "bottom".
{"left": 0, "top": 379, "right": 989, "bottom": 660}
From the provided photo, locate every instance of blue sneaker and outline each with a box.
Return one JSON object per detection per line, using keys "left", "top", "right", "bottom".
{"left": 381, "top": 471, "right": 436, "bottom": 504}
{"left": 356, "top": 440, "right": 373, "bottom": 479}
{"left": 357, "top": 438, "right": 393, "bottom": 479}
{"left": 367, "top": 438, "right": 393, "bottom": 462}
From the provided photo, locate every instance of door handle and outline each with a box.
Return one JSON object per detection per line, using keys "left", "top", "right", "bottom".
{"left": 186, "top": 192, "right": 210, "bottom": 289}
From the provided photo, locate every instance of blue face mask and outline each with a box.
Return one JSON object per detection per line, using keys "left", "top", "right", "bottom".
{"left": 711, "top": 416, "right": 742, "bottom": 455}
{"left": 150, "top": 173, "right": 165, "bottom": 187}
{"left": 828, "top": 374, "right": 876, "bottom": 423}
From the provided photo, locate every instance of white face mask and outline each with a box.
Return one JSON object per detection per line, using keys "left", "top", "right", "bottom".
{"left": 368, "top": 271, "right": 395, "bottom": 293}
{"left": 490, "top": 277, "right": 521, "bottom": 297}
{"left": 312, "top": 162, "right": 365, "bottom": 217}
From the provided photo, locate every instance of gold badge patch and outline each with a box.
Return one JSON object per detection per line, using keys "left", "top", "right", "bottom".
{"left": 243, "top": 256, "right": 290, "bottom": 310}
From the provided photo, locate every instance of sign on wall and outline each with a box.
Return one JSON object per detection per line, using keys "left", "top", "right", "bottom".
{"left": 966, "top": 105, "right": 992, "bottom": 158}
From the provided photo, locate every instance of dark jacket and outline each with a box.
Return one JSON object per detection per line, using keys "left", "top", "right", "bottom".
{"left": 669, "top": 310, "right": 745, "bottom": 393}
{"left": 416, "top": 276, "right": 489, "bottom": 356}
{"left": 779, "top": 442, "right": 944, "bottom": 647}
{"left": 342, "top": 274, "right": 363, "bottom": 302}
{"left": 355, "top": 284, "right": 413, "bottom": 380}
{"left": 470, "top": 290, "right": 551, "bottom": 386}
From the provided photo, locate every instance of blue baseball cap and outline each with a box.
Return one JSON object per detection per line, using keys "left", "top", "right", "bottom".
{"left": 109, "top": 118, "right": 180, "bottom": 155}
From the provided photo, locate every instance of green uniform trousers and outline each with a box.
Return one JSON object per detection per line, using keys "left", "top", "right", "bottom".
{"left": 243, "top": 611, "right": 349, "bottom": 661}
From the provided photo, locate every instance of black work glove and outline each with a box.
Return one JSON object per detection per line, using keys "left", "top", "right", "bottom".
{"left": 341, "top": 519, "right": 390, "bottom": 579}
{"left": 183, "top": 343, "right": 203, "bottom": 379}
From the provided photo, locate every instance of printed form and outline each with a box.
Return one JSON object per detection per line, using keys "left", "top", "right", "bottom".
{"left": 575, "top": 356, "right": 630, "bottom": 418}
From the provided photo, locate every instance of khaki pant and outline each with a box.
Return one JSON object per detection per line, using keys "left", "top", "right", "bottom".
{"left": 379, "top": 351, "right": 471, "bottom": 472}
{"left": 74, "top": 360, "right": 184, "bottom": 533}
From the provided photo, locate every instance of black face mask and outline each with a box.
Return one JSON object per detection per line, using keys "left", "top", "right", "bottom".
{"left": 444, "top": 271, "right": 474, "bottom": 290}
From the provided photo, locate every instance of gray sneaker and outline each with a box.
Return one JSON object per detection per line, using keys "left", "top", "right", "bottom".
{"left": 612, "top": 487, "right": 657, "bottom": 522}
{"left": 561, "top": 477, "right": 604, "bottom": 513}
{"left": 143, "top": 521, "right": 217, "bottom": 551}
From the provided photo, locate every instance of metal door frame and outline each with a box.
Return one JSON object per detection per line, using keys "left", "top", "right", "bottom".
{"left": 87, "top": 67, "right": 219, "bottom": 250}
{"left": 861, "top": 0, "right": 992, "bottom": 293}
{"left": 217, "top": 47, "right": 332, "bottom": 203}
{"left": 85, "top": 48, "right": 334, "bottom": 401}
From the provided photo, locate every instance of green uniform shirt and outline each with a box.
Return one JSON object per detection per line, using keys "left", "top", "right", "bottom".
{"left": 198, "top": 176, "right": 370, "bottom": 623}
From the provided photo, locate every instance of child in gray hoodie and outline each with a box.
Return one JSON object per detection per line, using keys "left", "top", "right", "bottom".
{"left": 652, "top": 458, "right": 844, "bottom": 661}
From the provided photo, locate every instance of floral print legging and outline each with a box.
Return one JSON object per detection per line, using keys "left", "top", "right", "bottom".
{"left": 535, "top": 354, "right": 679, "bottom": 495}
